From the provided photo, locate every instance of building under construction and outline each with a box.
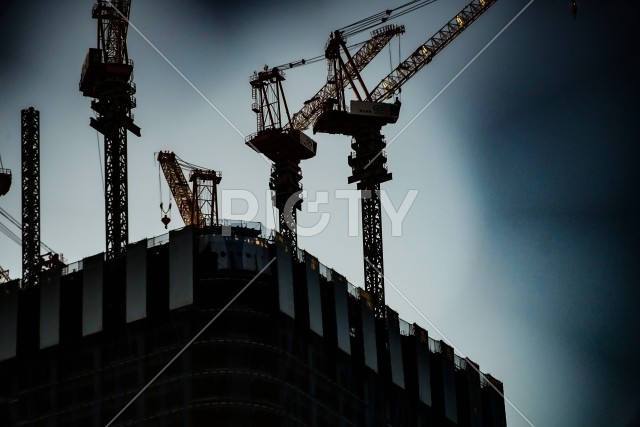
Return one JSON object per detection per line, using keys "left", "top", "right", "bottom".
{"left": 0, "top": 225, "right": 506, "bottom": 426}
{"left": 0, "top": 0, "right": 513, "bottom": 425}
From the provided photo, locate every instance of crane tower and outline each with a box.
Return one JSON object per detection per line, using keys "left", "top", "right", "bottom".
{"left": 80, "top": 0, "right": 140, "bottom": 260}
{"left": 314, "top": 0, "right": 498, "bottom": 319}
{"left": 21, "top": 107, "right": 40, "bottom": 289}
{"left": 246, "top": 25, "right": 404, "bottom": 254}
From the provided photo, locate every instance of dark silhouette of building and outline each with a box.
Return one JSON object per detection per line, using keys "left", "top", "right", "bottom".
{"left": 0, "top": 225, "right": 506, "bottom": 426}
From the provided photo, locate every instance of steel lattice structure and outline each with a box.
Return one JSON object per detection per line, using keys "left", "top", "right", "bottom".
{"left": 314, "top": 0, "right": 499, "bottom": 319}
{"left": 286, "top": 24, "right": 405, "bottom": 132}
{"left": 80, "top": 0, "right": 140, "bottom": 260}
{"left": 247, "top": 25, "right": 403, "bottom": 254}
{"left": 157, "top": 151, "right": 221, "bottom": 229}
{"left": 21, "top": 107, "right": 40, "bottom": 289}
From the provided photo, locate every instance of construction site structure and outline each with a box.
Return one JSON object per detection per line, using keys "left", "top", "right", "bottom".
{"left": 157, "top": 151, "right": 222, "bottom": 229}
{"left": 0, "top": 226, "right": 507, "bottom": 426}
{"left": 79, "top": 0, "right": 140, "bottom": 260}
{"left": 246, "top": 67, "right": 317, "bottom": 255}
{"left": 246, "top": 24, "right": 405, "bottom": 255}
{"left": 21, "top": 107, "right": 41, "bottom": 289}
{"left": 20, "top": 108, "right": 66, "bottom": 290}
{"left": 313, "top": 0, "right": 499, "bottom": 319}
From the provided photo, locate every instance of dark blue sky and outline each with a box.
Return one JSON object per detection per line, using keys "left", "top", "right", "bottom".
{"left": 0, "top": 1, "right": 638, "bottom": 426}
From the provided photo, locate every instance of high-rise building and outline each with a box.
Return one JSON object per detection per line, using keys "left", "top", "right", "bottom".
{"left": 0, "top": 225, "right": 506, "bottom": 426}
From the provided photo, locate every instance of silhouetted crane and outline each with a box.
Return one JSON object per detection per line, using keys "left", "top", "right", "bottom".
{"left": 157, "top": 151, "right": 221, "bottom": 229}
{"left": 80, "top": 0, "right": 140, "bottom": 259}
{"left": 313, "top": 0, "right": 499, "bottom": 319}
{"left": 247, "top": 24, "right": 405, "bottom": 255}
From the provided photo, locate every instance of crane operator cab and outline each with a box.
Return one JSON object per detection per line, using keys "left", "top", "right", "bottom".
{"left": 0, "top": 155, "right": 11, "bottom": 196}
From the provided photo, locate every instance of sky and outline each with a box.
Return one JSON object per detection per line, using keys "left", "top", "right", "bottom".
{"left": 1, "top": 0, "right": 639, "bottom": 426}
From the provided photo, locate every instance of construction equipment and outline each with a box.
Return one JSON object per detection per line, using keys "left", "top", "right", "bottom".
{"left": 21, "top": 107, "right": 41, "bottom": 289}
{"left": 20, "top": 108, "right": 65, "bottom": 289}
{"left": 246, "top": 24, "right": 405, "bottom": 254}
{"left": 313, "top": 0, "right": 499, "bottom": 319}
{"left": 157, "top": 151, "right": 221, "bottom": 229}
{"left": 246, "top": 67, "right": 317, "bottom": 255}
{"left": 80, "top": 0, "right": 140, "bottom": 260}
{"left": 0, "top": 154, "right": 10, "bottom": 197}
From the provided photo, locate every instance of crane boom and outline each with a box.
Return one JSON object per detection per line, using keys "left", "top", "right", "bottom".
{"left": 368, "top": 0, "right": 497, "bottom": 102}
{"left": 157, "top": 152, "right": 221, "bottom": 229}
{"left": 286, "top": 24, "right": 405, "bottom": 132}
{"left": 158, "top": 152, "right": 197, "bottom": 227}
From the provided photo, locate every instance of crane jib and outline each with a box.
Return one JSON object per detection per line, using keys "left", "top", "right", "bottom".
{"left": 370, "top": 0, "right": 498, "bottom": 102}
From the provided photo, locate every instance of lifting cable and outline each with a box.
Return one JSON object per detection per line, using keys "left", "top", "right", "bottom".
{"left": 0, "top": 206, "right": 56, "bottom": 253}
{"left": 340, "top": 0, "right": 440, "bottom": 38}
{"left": 271, "top": 0, "right": 437, "bottom": 72}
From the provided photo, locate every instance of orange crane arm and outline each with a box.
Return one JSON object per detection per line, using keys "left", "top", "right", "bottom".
{"left": 286, "top": 24, "right": 405, "bottom": 132}
{"left": 157, "top": 151, "right": 199, "bottom": 226}
{"left": 368, "top": 0, "right": 498, "bottom": 102}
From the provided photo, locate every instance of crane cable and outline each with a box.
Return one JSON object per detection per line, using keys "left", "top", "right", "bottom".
{"left": 270, "top": 0, "right": 438, "bottom": 72}
{"left": 0, "top": 206, "right": 57, "bottom": 253}
{"left": 340, "top": 0, "right": 439, "bottom": 38}
{"left": 157, "top": 156, "right": 172, "bottom": 217}
{"left": 0, "top": 220, "right": 21, "bottom": 246}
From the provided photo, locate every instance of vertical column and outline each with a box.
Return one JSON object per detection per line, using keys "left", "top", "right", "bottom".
{"left": 387, "top": 308, "right": 405, "bottom": 388}
{"left": 0, "top": 283, "right": 18, "bottom": 361}
{"left": 359, "top": 289, "right": 378, "bottom": 372}
{"left": 332, "top": 271, "right": 351, "bottom": 355}
{"left": 21, "top": 107, "right": 40, "bottom": 289}
{"left": 305, "top": 253, "right": 323, "bottom": 336}
{"left": 441, "top": 341, "right": 458, "bottom": 423}
{"left": 276, "top": 234, "right": 295, "bottom": 318}
{"left": 464, "top": 358, "right": 483, "bottom": 427}
{"left": 83, "top": 254, "right": 104, "bottom": 336}
{"left": 414, "top": 325, "right": 432, "bottom": 406}
{"left": 169, "top": 227, "right": 194, "bottom": 310}
{"left": 39, "top": 270, "right": 61, "bottom": 348}
{"left": 482, "top": 374, "right": 507, "bottom": 427}
{"left": 126, "top": 239, "right": 147, "bottom": 322}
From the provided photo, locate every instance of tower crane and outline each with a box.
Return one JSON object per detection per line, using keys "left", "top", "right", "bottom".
{"left": 313, "top": 0, "right": 499, "bottom": 319}
{"left": 21, "top": 108, "right": 66, "bottom": 288}
{"left": 157, "top": 151, "right": 221, "bottom": 229}
{"left": 80, "top": 0, "right": 140, "bottom": 260}
{"left": 246, "top": 24, "right": 405, "bottom": 255}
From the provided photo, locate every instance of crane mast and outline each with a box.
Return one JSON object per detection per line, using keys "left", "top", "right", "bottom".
{"left": 21, "top": 107, "right": 40, "bottom": 289}
{"left": 246, "top": 25, "right": 404, "bottom": 254}
{"left": 157, "top": 151, "right": 221, "bottom": 229}
{"left": 314, "top": 0, "right": 499, "bottom": 319}
{"left": 80, "top": 0, "right": 140, "bottom": 260}
{"left": 247, "top": 68, "right": 317, "bottom": 255}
